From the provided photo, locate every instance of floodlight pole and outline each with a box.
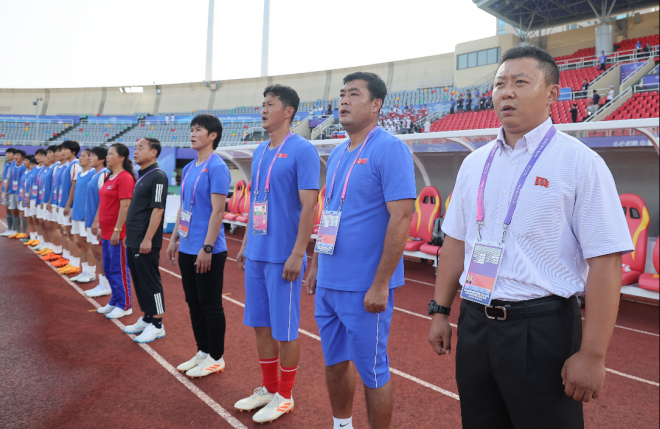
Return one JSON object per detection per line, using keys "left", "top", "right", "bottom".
{"left": 261, "top": 0, "right": 270, "bottom": 77}
{"left": 205, "top": 0, "right": 214, "bottom": 82}
{"left": 34, "top": 97, "right": 43, "bottom": 143}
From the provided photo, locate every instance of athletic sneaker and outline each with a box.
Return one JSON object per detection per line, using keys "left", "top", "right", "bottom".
{"left": 77, "top": 273, "right": 96, "bottom": 283}
{"left": 86, "top": 284, "right": 111, "bottom": 298}
{"left": 235, "top": 387, "right": 275, "bottom": 412}
{"left": 185, "top": 355, "right": 225, "bottom": 378}
{"left": 97, "top": 304, "right": 115, "bottom": 314}
{"left": 123, "top": 317, "right": 150, "bottom": 334}
{"left": 32, "top": 245, "right": 44, "bottom": 251}
{"left": 106, "top": 307, "right": 132, "bottom": 319}
{"left": 0, "top": 230, "right": 15, "bottom": 237}
{"left": 43, "top": 252, "right": 60, "bottom": 261}
{"left": 58, "top": 265, "right": 81, "bottom": 275}
{"left": 17, "top": 234, "right": 28, "bottom": 239}
{"left": 36, "top": 248, "right": 52, "bottom": 255}
{"left": 70, "top": 272, "right": 86, "bottom": 281}
{"left": 134, "top": 324, "right": 166, "bottom": 343}
{"left": 252, "top": 393, "right": 294, "bottom": 423}
{"left": 176, "top": 351, "right": 208, "bottom": 372}
{"left": 52, "top": 259, "right": 69, "bottom": 268}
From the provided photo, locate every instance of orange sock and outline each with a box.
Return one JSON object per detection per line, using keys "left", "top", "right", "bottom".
{"left": 259, "top": 358, "right": 279, "bottom": 394}
{"left": 278, "top": 365, "right": 297, "bottom": 399}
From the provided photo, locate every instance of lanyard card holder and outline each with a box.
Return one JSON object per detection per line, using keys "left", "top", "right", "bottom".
{"left": 178, "top": 209, "right": 192, "bottom": 239}
{"left": 12, "top": 180, "right": 18, "bottom": 191}
{"left": 314, "top": 210, "right": 342, "bottom": 255}
{"left": 460, "top": 241, "right": 505, "bottom": 306}
{"left": 252, "top": 201, "right": 268, "bottom": 235}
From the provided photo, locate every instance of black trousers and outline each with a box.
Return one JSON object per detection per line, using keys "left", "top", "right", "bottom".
{"left": 126, "top": 247, "right": 165, "bottom": 316}
{"left": 456, "top": 296, "right": 584, "bottom": 429}
{"left": 178, "top": 251, "right": 227, "bottom": 360}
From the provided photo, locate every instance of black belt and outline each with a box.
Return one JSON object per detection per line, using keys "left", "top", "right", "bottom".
{"left": 465, "top": 295, "right": 576, "bottom": 321}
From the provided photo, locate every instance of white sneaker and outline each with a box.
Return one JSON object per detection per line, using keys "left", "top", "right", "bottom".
{"left": 106, "top": 307, "right": 132, "bottom": 319}
{"left": 252, "top": 393, "right": 294, "bottom": 423}
{"left": 77, "top": 273, "right": 96, "bottom": 283}
{"left": 33, "top": 245, "right": 44, "bottom": 251}
{"left": 123, "top": 316, "right": 150, "bottom": 334}
{"left": 97, "top": 303, "right": 115, "bottom": 314}
{"left": 70, "top": 272, "right": 86, "bottom": 282}
{"left": 185, "top": 355, "right": 225, "bottom": 378}
{"left": 86, "top": 284, "right": 111, "bottom": 298}
{"left": 235, "top": 386, "right": 275, "bottom": 412}
{"left": 1, "top": 230, "right": 15, "bottom": 237}
{"left": 135, "top": 324, "right": 166, "bottom": 343}
{"left": 176, "top": 351, "right": 208, "bottom": 372}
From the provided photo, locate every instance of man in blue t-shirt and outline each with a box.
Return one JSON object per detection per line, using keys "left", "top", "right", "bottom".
{"left": 307, "top": 72, "right": 416, "bottom": 429}
{"left": 599, "top": 51, "right": 607, "bottom": 71}
{"left": 7, "top": 149, "right": 27, "bottom": 237}
{"left": 1, "top": 148, "right": 17, "bottom": 237}
{"left": 234, "top": 85, "right": 320, "bottom": 424}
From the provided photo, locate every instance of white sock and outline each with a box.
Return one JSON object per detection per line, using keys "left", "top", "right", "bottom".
{"left": 45, "top": 242, "right": 52, "bottom": 249}
{"left": 54, "top": 245, "right": 62, "bottom": 254}
{"left": 82, "top": 262, "right": 89, "bottom": 274}
{"left": 30, "top": 232, "right": 37, "bottom": 240}
{"left": 63, "top": 249, "right": 70, "bottom": 259}
{"left": 99, "top": 274, "right": 109, "bottom": 287}
{"left": 39, "top": 235, "right": 44, "bottom": 243}
{"left": 333, "top": 417, "right": 353, "bottom": 429}
{"left": 70, "top": 256, "right": 80, "bottom": 268}
{"left": 88, "top": 265, "right": 97, "bottom": 275}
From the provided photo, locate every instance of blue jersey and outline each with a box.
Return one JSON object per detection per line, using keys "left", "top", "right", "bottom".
{"left": 317, "top": 127, "right": 417, "bottom": 292}
{"left": 51, "top": 162, "right": 66, "bottom": 205}
{"left": 36, "top": 165, "right": 50, "bottom": 204}
{"left": 178, "top": 154, "right": 231, "bottom": 255}
{"left": 28, "top": 166, "right": 42, "bottom": 201}
{"left": 58, "top": 159, "right": 80, "bottom": 208}
{"left": 2, "top": 160, "right": 12, "bottom": 193}
{"left": 85, "top": 168, "right": 109, "bottom": 228}
{"left": 47, "top": 161, "right": 61, "bottom": 205}
{"left": 245, "top": 134, "right": 320, "bottom": 264}
{"left": 19, "top": 167, "right": 31, "bottom": 203}
{"left": 71, "top": 168, "right": 95, "bottom": 221}
{"left": 9, "top": 163, "right": 25, "bottom": 195}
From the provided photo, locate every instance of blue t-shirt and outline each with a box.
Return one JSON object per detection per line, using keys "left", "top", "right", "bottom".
{"left": 48, "top": 162, "right": 61, "bottom": 205}
{"left": 317, "top": 127, "right": 417, "bottom": 292}
{"left": 52, "top": 162, "right": 67, "bottom": 205}
{"left": 59, "top": 159, "right": 79, "bottom": 208}
{"left": 245, "top": 134, "right": 320, "bottom": 264}
{"left": 36, "top": 166, "right": 47, "bottom": 204}
{"left": 600, "top": 55, "right": 607, "bottom": 64}
{"left": 9, "top": 163, "right": 25, "bottom": 195}
{"left": 2, "top": 161, "right": 11, "bottom": 193}
{"left": 178, "top": 154, "right": 231, "bottom": 256}
{"left": 85, "top": 168, "right": 109, "bottom": 228}
{"left": 28, "top": 166, "right": 41, "bottom": 201}
{"left": 72, "top": 168, "right": 95, "bottom": 221}
{"left": 19, "top": 168, "right": 31, "bottom": 202}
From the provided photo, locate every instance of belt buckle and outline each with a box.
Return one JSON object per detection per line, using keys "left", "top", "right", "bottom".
{"left": 485, "top": 305, "right": 507, "bottom": 321}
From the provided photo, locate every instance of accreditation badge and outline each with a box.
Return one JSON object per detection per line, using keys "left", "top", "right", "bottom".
{"left": 460, "top": 241, "right": 505, "bottom": 305}
{"left": 12, "top": 180, "right": 18, "bottom": 191}
{"left": 252, "top": 201, "right": 268, "bottom": 235}
{"left": 178, "top": 209, "right": 192, "bottom": 239}
{"left": 314, "top": 210, "right": 342, "bottom": 255}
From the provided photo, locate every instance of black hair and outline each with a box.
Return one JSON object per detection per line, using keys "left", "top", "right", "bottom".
{"left": 110, "top": 143, "right": 136, "bottom": 182}
{"left": 81, "top": 148, "right": 92, "bottom": 157}
{"left": 61, "top": 140, "right": 81, "bottom": 156}
{"left": 90, "top": 146, "right": 108, "bottom": 168}
{"left": 46, "top": 145, "right": 58, "bottom": 154}
{"left": 342, "top": 72, "right": 388, "bottom": 109}
{"left": 14, "top": 149, "right": 26, "bottom": 158}
{"left": 55, "top": 144, "right": 62, "bottom": 152}
{"left": 190, "top": 114, "right": 223, "bottom": 150}
{"left": 29, "top": 156, "right": 38, "bottom": 165}
{"left": 263, "top": 84, "right": 300, "bottom": 125}
{"left": 500, "top": 45, "right": 559, "bottom": 86}
{"left": 35, "top": 148, "right": 47, "bottom": 156}
{"left": 5, "top": 148, "right": 16, "bottom": 154}
{"left": 142, "top": 137, "right": 162, "bottom": 158}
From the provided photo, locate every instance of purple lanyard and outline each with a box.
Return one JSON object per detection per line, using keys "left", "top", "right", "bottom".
{"left": 181, "top": 154, "right": 215, "bottom": 210}
{"left": 134, "top": 167, "right": 161, "bottom": 189}
{"left": 477, "top": 126, "right": 557, "bottom": 242}
{"left": 325, "top": 126, "right": 379, "bottom": 211}
{"left": 253, "top": 132, "right": 293, "bottom": 202}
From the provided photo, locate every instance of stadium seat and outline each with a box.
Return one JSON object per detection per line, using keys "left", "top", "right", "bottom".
{"left": 638, "top": 239, "right": 659, "bottom": 292}
{"left": 620, "top": 194, "right": 650, "bottom": 285}
{"left": 224, "top": 180, "right": 246, "bottom": 221}
{"left": 235, "top": 181, "right": 252, "bottom": 223}
{"left": 605, "top": 90, "right": 660, "bottom": 121}
{"left": 313, "top": 185, "right": 326, "bottom": 235}
{"left": 406, "top": 187, "right": 442, "bottom": 251}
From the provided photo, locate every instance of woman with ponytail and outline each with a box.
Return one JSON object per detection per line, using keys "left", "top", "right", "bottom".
{"left": 92, "top": 143, "right": 135, "bottom": 319}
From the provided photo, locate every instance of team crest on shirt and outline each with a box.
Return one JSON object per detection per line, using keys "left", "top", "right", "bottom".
{"left": 107, "top": 186, "right": 114, "bottom": 190}
{"left": 356, "top": 158, "right": 367, "bottom": 164}
{"left": 277, "top": 153, "right": 288, "bottom": 158}
{"left": 534, "top": 177, "right": 549, "bottom": 188}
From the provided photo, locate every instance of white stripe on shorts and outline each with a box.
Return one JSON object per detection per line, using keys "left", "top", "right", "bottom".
{"left": 373, "top": 313, "right": 380, "bottom": 388}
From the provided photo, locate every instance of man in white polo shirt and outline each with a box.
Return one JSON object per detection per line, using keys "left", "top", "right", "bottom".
{"left": 428, "top": 45, "right": 634, "bottom": 429}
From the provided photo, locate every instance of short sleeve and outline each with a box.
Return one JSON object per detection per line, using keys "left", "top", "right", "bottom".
{"left": 150, "top": 172, "right": 168, "bottom": 209}
{"left": 71, "top": 163, "right": 82, "bottom": 180}
{"left": 573, "top": 156, "right": 634, "bottom": 259}
{"left": 209, "top": 157, "right": 230, "bottom": 196}
{"left": 377, "top": 139, "right": 417, "bottom": 203}
{"left": 97, "top": 172, "right": 106, "bottom": 190}
{"left": 117, "top": 172, "right": 134, "bottom": 200}
{"left": 441, "top": 162, "right": 468, "bottom": 242}
{"left": 295, "top": 143, "right": 320, "bottom": 190}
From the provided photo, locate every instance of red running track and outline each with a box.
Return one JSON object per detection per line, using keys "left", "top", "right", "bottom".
{"left": 0, "top": 219, "right": 658, "bottom": 428}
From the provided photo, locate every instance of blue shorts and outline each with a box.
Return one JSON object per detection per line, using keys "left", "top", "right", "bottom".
{"left": 243, "top": 258, "right": 306, "bottom": 342}
{"left": 315, "top": 286, "right": 394, "bottom": 389}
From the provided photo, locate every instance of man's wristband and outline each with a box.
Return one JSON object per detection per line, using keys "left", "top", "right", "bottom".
{"left": 113, "top": 228, "right": 122, "bottom": 232}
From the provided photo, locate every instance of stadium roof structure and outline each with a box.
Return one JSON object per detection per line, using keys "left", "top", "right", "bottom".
{"left": 474, "top": 0, "right": 658, "bottom": 31}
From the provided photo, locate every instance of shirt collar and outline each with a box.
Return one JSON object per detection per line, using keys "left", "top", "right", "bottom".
{"left": 139, "top": 162, "right": 159, "bottom": 177}
{"left": 496, "top": 117, "right": 553, "bottom": 155}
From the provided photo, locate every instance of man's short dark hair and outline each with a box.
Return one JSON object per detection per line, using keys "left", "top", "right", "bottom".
{"left": 91, "top": 146, "right": 108, "bottom": 164}
{"left": 55, "top": 145, "right": 62, "bottom": 152}
{"left": 35, "top": 148, "right": 47, "bottom": 156}
{"left": 190, "top": 114, "right": 223, "bottom": 150}
{"left": 46, "top": 145, "right": 58, "bottom": 154}
{"left": 61, "top": 140, "right": 81, "bottom": 156}
{"left": 500, "top": 45, "right": 559, "bottom": 86}
{"left": 15, "top": 149, "right": 26, "bottom": 158}
{"left": 263, "top": 84, "right": 300, "bottom": 125}
{"left": 5, "top": 148, "right": 16, "bottom": 154}
{"left": 142, "top": 137, "right": 162, "bottom": 157}
{"left": 29, "top": 156, "right": 38, "bottom": 165}
{"left": 342, "top": 72, "right": 388, "bottom": 109}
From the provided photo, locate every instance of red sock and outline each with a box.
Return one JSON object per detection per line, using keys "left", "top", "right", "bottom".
{"left": 259, "top": 358, "right": 279, "bottom": 394}
{"left": 278, "top": 365, "right": 298, "bottom": 399}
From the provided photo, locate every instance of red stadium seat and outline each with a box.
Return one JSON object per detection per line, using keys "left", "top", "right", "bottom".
{"left": 406, "top": 187, "right": 442, "bottom": 251}
{"left": 224, "top": 180, "right": 246, "bottom": 221}
{"left": 620, "top": 194, "right": 650, "bottom": 285}
{"left": 638, "top": 240, "right": 659, "bottom": 292}
{"left": 235, "top": 181, "right": 252, "bottom": 223}
{"left": 313, "top": 185, "right": 326, "bottom": 234}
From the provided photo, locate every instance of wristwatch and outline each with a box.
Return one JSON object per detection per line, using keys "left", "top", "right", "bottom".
{"left": 203, "top": 244, "right": 214, "bottom": 254}
{"left": 428, "top": 300, "right": 451, "bottom": 316}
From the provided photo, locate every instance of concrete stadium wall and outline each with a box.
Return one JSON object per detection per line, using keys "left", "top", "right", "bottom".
{"left": 453, "top": 34, "right": 521, "bottom": 89}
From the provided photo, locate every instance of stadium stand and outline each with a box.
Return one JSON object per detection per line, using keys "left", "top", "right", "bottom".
{"left": 551, "top": 99, "right": 590, "bottom": 123}
{"left": 616, "top": 34, "right": 660, "bottom": 52}
{"left": 430, "top": 109, "right": 500, "bottom": 131}
{"left": 559, "top": 66, "right": 608, "bottom": 91}
{"left": 605, "top": 90, "right": 660, "bottom": 120}
{"left": 555, "top": 47, "right": 597, "bottom": 65}
{"left": 0, "top": 121, "right": 73, "bottom": 144}
{"left": 638, "top": 239, "right": 659, "bottom": 292}
{"left": 54, "top": 123, "right": 128, "bottom": 143}
{"left": 115, "top": 121, "right": 259, "bottom": 145}
{"left": 620, "top": 193, "right": 650, "bottom": 286}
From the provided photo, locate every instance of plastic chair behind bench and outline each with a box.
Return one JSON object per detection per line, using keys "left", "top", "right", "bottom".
{"left": 620, "top": 193, "right": 649, "bottom": 285}
{"left": 406, "top": 186, "right": 441, "bottom": 251}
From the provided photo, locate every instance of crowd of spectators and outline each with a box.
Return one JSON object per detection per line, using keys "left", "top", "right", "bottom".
{"left": 378, "top": 105, "right": 429, "bottom": 135}
{"left": 449, "top": 89, "right": 494, "bottom": 115}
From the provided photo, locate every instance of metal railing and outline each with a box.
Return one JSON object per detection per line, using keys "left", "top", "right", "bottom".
{"left": 557, "top": 47, "right": 659, "bottom": 71}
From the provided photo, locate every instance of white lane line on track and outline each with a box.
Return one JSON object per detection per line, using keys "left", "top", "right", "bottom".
{"left": 606, "top": 368, "right": 660, "bottom": 387}
{"left": 159, "top": 266, "right": 462, "bottom": 401}
{"left": 161, "top": 237, "right": 236, "bottom": 262}
{"left": 22, "top": 241, "right": 247, "bottom": 429}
